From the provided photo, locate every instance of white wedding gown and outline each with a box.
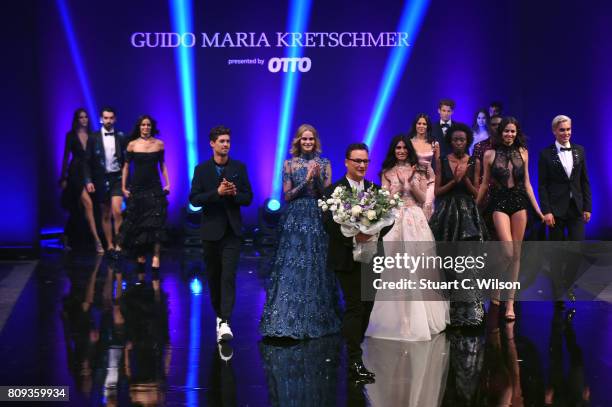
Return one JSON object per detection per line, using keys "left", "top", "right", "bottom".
{"left": 365, "top": 166, "right": 449, "bottom": 341}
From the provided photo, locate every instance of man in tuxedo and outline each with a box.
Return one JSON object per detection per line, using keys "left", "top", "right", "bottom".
{"left": 322, "top": 143, "right": 391, "bottom": 384}
{"left": 84, "top": 106, "right": 127, "bottom": 252}
{"left": 538, "top": 115, "right": 592, "bottom": 301}
{"left": 189, "top": 125, "right": 252, "bottom": 342}
{"left": 431, "top": 98, "right": 456, "bottom": 157}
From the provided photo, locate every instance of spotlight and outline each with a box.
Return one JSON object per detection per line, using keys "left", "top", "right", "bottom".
{"left": 265, "top": 198, "right": 281, "bottom": 213}
{"left": 256, "top": 199, "right": 283, "bottom": 252}
{"left": 190, "top": 277, "right": 203, "bottom": 295}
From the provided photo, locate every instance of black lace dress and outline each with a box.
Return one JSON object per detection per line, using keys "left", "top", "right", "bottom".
{"left": 117, "top": 151, "right": 168, "bottom": 254}
{"left": 489, "top": 145, "right": 529, "bottom": 215}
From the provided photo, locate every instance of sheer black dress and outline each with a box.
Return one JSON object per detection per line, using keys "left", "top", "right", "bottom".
{"left": 489, "top": 145, "right": 529, "bottom": 216}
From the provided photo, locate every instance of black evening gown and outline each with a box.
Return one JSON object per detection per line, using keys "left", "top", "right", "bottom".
{"left": 60, "top": 131, "right": 92, "bottom": 247}
{"left": 429, "top": 156, "right": 488, "bottom": 327}
{"left": 117, "top": 151, "right": 168, "bottom": 255}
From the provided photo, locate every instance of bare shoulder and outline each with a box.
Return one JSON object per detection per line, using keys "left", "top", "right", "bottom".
{"left": 127, "top": 140, "right": 136, "bottom": 151}
{"left": 483, "top": 149, "right": 495, "bottom": 163}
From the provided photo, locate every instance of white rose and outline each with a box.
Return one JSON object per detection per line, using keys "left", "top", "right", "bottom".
{"left": 326, "top": 198, "right": 334, "bottom": 205}
{"left": 322, "top": 204, "right": 329, "bottom": 211}
{"left": 351, "top": 205, "right": 362, "bottom": 217}
{"left": 389, "top": 199, "right": 396, "bottom": 206}
{"left": 330, "top": 205, "right": 337, "bottom": 211}
{"left": 367, "top": 210, "right": 377, "bottom": 220}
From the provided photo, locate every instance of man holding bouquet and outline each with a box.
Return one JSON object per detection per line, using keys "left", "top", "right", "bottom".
{"left": 322, "top": 143, "right": 393, "bottom": 384}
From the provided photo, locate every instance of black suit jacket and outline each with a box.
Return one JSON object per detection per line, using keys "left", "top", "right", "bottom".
{"left": 431, "top": 120, "right": 452, "bottom": 157}
{"left": 322, "top": 177, "right": 392, "bottom": 272}
{"left": 84, "top": 130, "right": 128, "bottom": 184}
{"left": 189, "top": 158, "right": 253, "bottom": 241}
{"left": 538, "top": 143, "right": 592, "bottom": 217}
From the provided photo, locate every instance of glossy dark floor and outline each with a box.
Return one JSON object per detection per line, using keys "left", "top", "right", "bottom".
{"left": 0, "top": 249, "right": 611, "bottom": 406}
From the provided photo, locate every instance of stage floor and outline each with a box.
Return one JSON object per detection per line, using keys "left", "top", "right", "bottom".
{"left": 0, "top": 248, "right": 611, "bottom": 406}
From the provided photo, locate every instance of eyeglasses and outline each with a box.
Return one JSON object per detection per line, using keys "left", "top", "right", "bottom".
{"left": 347, "top": 158, "right": 370, "bottom": 165}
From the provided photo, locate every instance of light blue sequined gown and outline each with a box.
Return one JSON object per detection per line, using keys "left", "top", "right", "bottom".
{"left": 259, "top": 153, "right": 341, "bottom": 338}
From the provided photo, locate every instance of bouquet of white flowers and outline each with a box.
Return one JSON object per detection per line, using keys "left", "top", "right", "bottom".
{"left": 318, "top": 185, "right": 402, "bottom": 262}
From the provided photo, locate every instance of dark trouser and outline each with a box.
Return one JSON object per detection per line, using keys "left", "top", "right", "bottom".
{"left": 549, "top": 200, "right": 585, "bottom": 299}
{"left": 548, "top": 201, "right": 585, "bottom": 241}
{"left": 203, "top": 228, "right": 241, "bottom": 321}
{"left": 336, "top": 262, "right": 375, "bottom": 362}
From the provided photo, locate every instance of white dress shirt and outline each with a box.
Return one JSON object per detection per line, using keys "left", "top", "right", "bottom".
{"left": 440, "top": 120, "right": 452, "bottom": 135}
{"left": 346, "top": 176, "right": 365, "bottom": 192}
{"left": 555, "top": 140, "right": 573, "bottom": 179}
{"left": 102, "top": 128, "right": 121, "bottom": 173}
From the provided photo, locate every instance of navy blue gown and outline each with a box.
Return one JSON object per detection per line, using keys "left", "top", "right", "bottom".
{"left": 259, "top": 153, "right": 341, "bottom": 338}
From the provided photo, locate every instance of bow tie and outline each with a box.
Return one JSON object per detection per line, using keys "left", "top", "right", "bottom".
{"left": 560, "top": 147, "right": 571, "bottom": 152}
{"left": 441, "top": 122, "right": 450, "bottom": 128}
{"left": 104, "top": 131, "right": 115, "bottom": 136}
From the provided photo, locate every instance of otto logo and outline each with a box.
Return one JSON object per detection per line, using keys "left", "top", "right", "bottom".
{"left": 267, "top": 57, "right": 312, "bottom": 73}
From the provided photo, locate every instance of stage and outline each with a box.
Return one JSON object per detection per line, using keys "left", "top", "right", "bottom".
{"left": 0, "top": 247, "right": 610, "bottom": 406}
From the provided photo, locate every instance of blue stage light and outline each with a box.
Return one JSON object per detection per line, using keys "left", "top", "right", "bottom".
{"left": 270, "top": 0, "right": 313, "bottom": 203}
{"left": 56, "top": 0, "right": 98, "bottom": 127}
{"left": 265, "top": 198, "right": 281, "bottom": 212}
{"left": 363, "top": 0, "right": 431, "bottom": 147}
{"left": 40, "top": 227, "right": 64, "bottom": 236}
{"left": 189, "top": 277, "right": 203, "bottom": 295}
{"left": 169, "top": 0, "right": 200, "bottom": 212}
{"left": 187, "top": 278, "right": 201, "bottom": 407}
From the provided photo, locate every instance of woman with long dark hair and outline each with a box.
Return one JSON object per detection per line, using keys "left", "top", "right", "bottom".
{"left": 476, "top": 117, "right": 544, "bottom": 320}
{"left": 408, "top": 114, "right": 439, "bottom": 220}
{"left": 59, "top": 108, "right": 104, "bottom": 253}
{"left": 366, "top": 135, "right": 449, "bottom": 341}
{"left": 471, "top": 109, "right": 491, "bottom": 155}
{"left": 116, "top": 115, "right": 169, "bottom": 282}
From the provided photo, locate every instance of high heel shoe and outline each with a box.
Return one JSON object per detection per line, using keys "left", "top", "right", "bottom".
{"left": 95, "top": 240, "right": 105, "bottom": 254}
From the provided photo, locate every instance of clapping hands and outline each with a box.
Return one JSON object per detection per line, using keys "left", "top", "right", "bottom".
{"left": 306, "top": 161, "right": 321, "bottom": 182}
{"left": 217, "top": 178, "right": 237, "bottom": 196}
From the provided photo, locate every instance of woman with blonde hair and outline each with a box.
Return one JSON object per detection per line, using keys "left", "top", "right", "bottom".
{"left": 260, "top": 124, "right": 341, "bottom": 338}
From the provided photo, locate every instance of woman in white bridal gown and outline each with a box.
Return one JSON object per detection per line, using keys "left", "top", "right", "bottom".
{"left": 365, "top": 135, "right": 449, "bottom": 342}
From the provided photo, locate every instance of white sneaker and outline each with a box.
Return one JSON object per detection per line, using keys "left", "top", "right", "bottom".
{"left": 217, "top": 321, "right": 233, "bottom": 342}
{"left": 218, "top": 342, "right": 233, "bottom": 362}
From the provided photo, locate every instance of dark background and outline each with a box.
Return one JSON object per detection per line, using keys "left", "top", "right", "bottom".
{"left": 2, "top": 0, "right": 611, "bottom": 247}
